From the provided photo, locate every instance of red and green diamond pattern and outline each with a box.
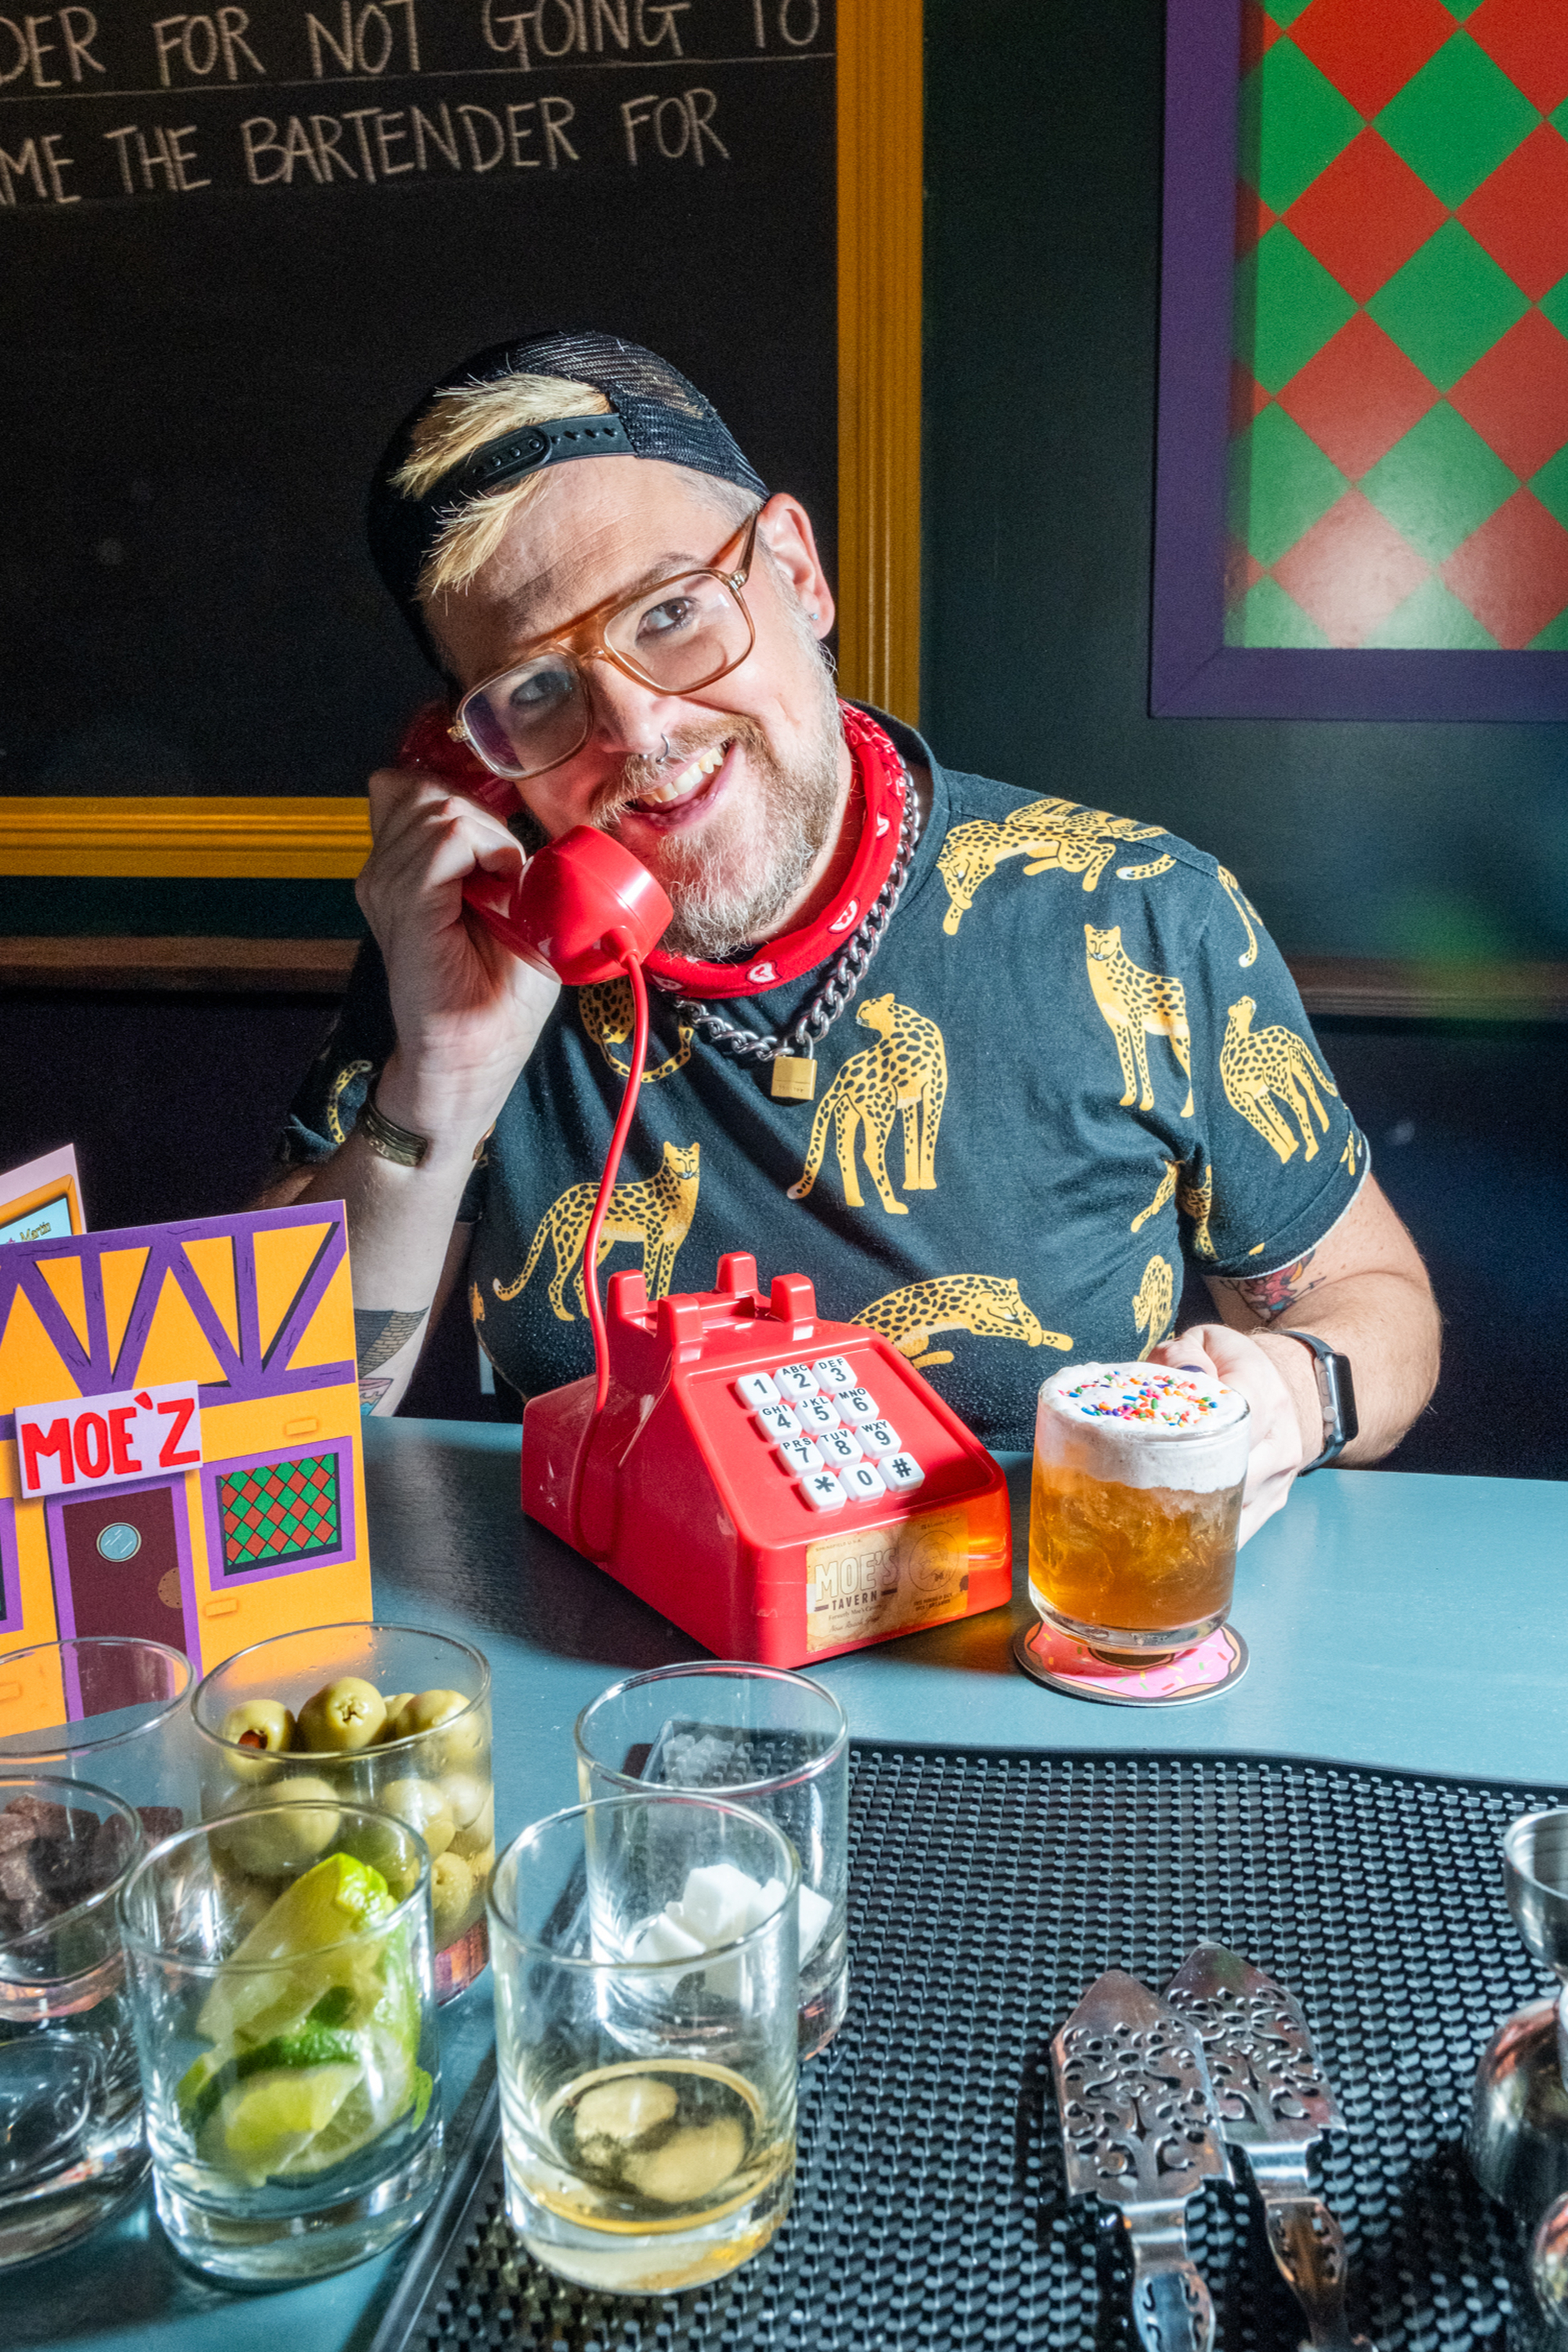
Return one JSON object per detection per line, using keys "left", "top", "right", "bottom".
{"left": 220, "top": 1454, "right": 341, "bottom": 1572}
{"left": 1228, "top": 0, "right": 1568, "bottom": 649}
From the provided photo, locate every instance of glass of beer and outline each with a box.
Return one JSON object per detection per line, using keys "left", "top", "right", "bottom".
{"left": 1029, "top": 1363, "right": 1250, "bottom": 1661}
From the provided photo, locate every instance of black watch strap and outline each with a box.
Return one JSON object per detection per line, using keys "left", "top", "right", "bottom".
{"left": 1282, "top": 1329, "right": 1358, "bottom": 1471}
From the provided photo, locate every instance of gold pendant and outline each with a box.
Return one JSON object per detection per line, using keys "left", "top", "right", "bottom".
{"left": 770, "top": 1054, "right": 818, "bottom": 1102}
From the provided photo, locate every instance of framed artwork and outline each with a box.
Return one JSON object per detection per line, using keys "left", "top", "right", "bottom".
{"left": 1153, "top": 0, "right": 1568, "bottom": 717}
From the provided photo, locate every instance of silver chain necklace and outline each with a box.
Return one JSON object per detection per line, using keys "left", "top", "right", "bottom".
{"left": 659, "top": 777, "right": 921, "bottom": 1102}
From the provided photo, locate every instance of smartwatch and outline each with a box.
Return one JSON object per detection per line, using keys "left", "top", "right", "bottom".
{"left": 1281, "top": 1330, "right": 1358, "bottom": 1472}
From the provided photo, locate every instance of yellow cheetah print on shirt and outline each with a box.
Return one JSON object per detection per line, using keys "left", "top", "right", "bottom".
{"left": 1217, "top": 867, "right": 1261, "bottom": 967}
{"left": 579, "top": 979, "right": 693, "bottom": 1085}
{"left": 1134, "top": 1255, "right": 1176, "bottom": 1358}
{"left": 938, "top": 799, "right": 1170, "bottom": 934}
{"left": 1177, "top": 1164, "right": 1216, "bottom": 1258}
{"left": 1084, "top": 926, "right": 1195, "bottom": 1119}
{"left": 787, "top": 994, "right": 947, "bottom": 1214}
{"left": 1220, "top": 999, "right": 1339, "bottom": 1164}
{"left": 495, "top": 1141, "right": 700, "bottom": 1322}
{"left": 325, "top": 1059, "right": 375, "bottom": 1148}
{"left": 855, "top": 1276, "right": 1071, "bottom": 1370}
{"left": 1131, "top": 1160, "right": 1179, "bottom": 1234}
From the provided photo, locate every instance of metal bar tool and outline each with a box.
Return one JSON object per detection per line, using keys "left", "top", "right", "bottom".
{"left": 1167, "top": 1940, "right": 1374, "bottom": 2351}
{"left": 1052, "top": 1968, "right": 1230, "bottom": 2350}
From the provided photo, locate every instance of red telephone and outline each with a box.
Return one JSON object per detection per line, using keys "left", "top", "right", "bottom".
{"left": 397, "top": 708, "right": 1013, "bottom": 1666}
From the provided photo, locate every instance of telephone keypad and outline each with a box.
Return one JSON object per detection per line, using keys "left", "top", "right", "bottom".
{"left": 731, "top": 1352, "right": 929, "bottom": 1515}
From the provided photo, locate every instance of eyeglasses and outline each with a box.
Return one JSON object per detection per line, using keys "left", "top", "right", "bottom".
{"left": 451, "top": 507, "right": 762, "bottom": 782}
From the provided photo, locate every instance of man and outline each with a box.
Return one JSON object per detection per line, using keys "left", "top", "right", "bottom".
{"left": 268, "top": 331, "right": 1439, "bottom": 1539}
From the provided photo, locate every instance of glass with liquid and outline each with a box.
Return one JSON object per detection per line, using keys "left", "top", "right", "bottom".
{"left": 1029, "top": 1363, "right": 1250, "bottom": 1660}
{"left": 489, "top": 1795, "right": 798, "bottom": 2295}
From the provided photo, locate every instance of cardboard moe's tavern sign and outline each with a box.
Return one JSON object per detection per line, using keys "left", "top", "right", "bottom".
{"left": 0, "top": 1203, "right": 372, "bottom": 1690}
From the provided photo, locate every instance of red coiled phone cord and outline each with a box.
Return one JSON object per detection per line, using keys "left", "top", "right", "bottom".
{"left": 567, "top": 936, "right": 649, "bottom": 1559}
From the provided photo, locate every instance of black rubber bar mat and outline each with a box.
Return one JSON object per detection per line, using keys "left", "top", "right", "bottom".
{"left": 372, "top": 1744, "right": 1566, "bottom": 2351}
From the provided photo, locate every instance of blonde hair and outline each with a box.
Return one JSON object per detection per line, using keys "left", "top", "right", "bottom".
{"left": 392, "top": 368, "right": 757, "bottom": 610}
{"left": 391, "top": 372, "right": 613, "bottom": 603}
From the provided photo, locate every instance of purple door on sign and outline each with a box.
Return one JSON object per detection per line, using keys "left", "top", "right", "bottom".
{"left": 49, "top": 1483, "right": 191, "bottom": 1675}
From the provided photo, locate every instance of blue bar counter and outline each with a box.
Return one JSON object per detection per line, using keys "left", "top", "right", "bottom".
{"left": 12, "top": 1421, "right": 1565, "bottom": 2350}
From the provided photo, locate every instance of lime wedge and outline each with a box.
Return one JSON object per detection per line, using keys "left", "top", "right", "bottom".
{"left": 178, "top": 2017, "right": 361, "bottom": 2138}
{"left": 197, "top": 1853, "right": 394, "bottom": 2047}
{"left": 209, "top": 2061, "right": 365, "bottom": 2184}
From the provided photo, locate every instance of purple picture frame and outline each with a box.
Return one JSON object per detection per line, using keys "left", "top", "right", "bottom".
{"left": 200, "top": 1437, "right": 357, "bottom": 1590}
{"left": 1150, "top": 0, "right": 1568, "bottom": 720}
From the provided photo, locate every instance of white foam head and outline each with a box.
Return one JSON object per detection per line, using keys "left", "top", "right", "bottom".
{"left": 1036, "top": 1362, "right": 1250, "bottom": 1493}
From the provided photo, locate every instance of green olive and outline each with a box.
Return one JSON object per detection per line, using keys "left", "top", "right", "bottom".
{"left": 390, "top": 1690, "right": 483, "bottom": 1763}
{"left": 296, "top": 1676, "right": 386, "bottom": 1755}
{"left": 430, "top": 1849, "right": 476, "bottom": 1940}
{"left": 221, "top": 1700, "right": 295, "bottom": 1755}
{"left": 376, "top": 1694, "right": 415, "bottom": 1742}
{"left": 451, "top": 1791, "right": 495, "bottom": 1861}
{"left": 216, "top": 1700, "right": 296, "bottom": 1784}
{"left": 379, "top": 1777, "right": 455, "bottom": 1858}
{"left": 439, "top": 1771, "right": 488, "bottom": 1830}
{"left": 212, "top": 1776, "right": 341, "bottom": 1876}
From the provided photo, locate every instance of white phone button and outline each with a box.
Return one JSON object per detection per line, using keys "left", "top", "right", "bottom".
{"left": 819, "top": 1426, "right": 862, "bottom": 1468}
{"left": 775, "top": 1362, "right": 818, "bottom": 1401}
{"left": 795, "top": 1394, "right": 839, "bottom": 1436}
{"left": 735, "top": 1371, "right": 781, "bottom": 1410}
{"left": 837, "top": 1386, "right": 878, "bottom": 1425}
{"left": 799, "top": 1470, "right": 848, "bottom": 1512}
{"left": 754, "top": 1401, "right": 799, "bottom": 1440}
{"left": 844, "top": 1461, "right": 887, "bottom": 1501}
{"left": 881, "top": 1452, "right": 925, "bottom": 1491}
{"left": 811, "top": 1356, "right": 855, "bottom": 1392}
{"left": 858, "top": 1419, "right": 900, "bottom": 1459}
{"left": 777, "top": 1436, "right": 824, "bottom": 1475}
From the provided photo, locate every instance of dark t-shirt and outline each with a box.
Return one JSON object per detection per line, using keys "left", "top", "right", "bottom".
{"left": 281, "top": 713, "right": 1368, "bottom": 1450}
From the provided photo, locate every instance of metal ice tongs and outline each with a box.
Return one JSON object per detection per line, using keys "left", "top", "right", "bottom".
{"left": 1167, "top": 1941, "right": 1375, "bottom": 2351}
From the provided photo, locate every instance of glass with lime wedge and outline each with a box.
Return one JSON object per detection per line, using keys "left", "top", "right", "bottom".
{"left": 118, "top": 1806, "right": 442, "bottom": 2283}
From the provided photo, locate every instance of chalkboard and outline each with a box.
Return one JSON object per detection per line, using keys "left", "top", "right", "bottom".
{"left": 0, "top": 0, "right": 837, "bottom": 799}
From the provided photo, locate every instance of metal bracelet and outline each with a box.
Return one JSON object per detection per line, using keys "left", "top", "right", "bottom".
{"left": 672, "top": 783, "right": 922, "bottom": 1068}
{"left": 358, "top": 1080, "right": 430, "bottom": 1168}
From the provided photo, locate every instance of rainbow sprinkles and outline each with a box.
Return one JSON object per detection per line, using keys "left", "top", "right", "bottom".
{"left": 1059, "top": 1367, "right": 1228, "bottom": 1429}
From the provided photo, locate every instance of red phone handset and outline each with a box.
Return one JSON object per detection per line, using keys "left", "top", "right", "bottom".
{"left": 398, "top": 702, "right": 673, "bottom": 1550}
{"left": 396, "top": 703, "right": 672, "bottom": 985}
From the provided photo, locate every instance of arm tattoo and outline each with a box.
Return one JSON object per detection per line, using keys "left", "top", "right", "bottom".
{"left": 1217, "top": 1250, "right": 1322, "bottom": 1323}
{"left": 354, "top": 1307, "right": 430, "bottom": 1414}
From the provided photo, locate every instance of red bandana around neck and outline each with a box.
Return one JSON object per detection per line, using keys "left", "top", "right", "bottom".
{"left": 642, "top": 702, "right": 909, "bottom": 1000}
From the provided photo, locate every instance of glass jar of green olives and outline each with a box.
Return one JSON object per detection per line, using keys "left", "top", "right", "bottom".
{"left": 190, "top": 1624, "right": 493, "bottom": 2001}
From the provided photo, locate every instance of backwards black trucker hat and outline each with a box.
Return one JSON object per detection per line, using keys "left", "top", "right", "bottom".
{"left": 368, "top": 329, "right": 769, "bottom": 671}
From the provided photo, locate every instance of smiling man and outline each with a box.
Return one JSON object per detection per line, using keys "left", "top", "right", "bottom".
{"left": 268, "top": 331, "right": 1439, "bottom": 1537}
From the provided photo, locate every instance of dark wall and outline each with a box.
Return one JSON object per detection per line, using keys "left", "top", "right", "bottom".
{"left": 920, "top": 0, "right": 1568, "bottom": 963}
{"left": 2, "top": 993, "right": 1562, "bottom": 1476}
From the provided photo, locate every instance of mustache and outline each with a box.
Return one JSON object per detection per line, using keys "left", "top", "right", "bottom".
{"left": 592, "top": 724, "right": 758, "bottom": 828}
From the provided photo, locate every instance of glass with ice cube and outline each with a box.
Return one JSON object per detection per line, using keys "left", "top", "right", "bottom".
{"left": 489, "top": 1795, "right": 799, "bottom": 2294}
{"left": 574, "top": 1664, "right": 848, "bottom": 2055}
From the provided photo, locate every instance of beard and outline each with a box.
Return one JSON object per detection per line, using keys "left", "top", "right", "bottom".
{"left": 597, "top": 637, "right": 845, "bottom": 962}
